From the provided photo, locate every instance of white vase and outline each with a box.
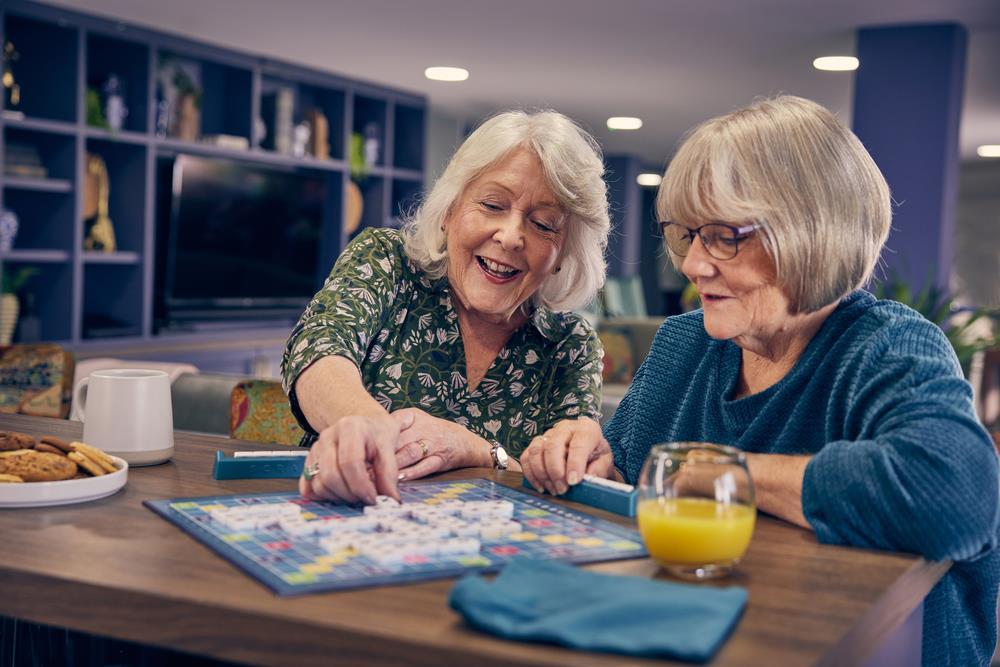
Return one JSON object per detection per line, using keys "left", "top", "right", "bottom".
{"left": 0, "top": 294, "right": 19, "bottom": 345}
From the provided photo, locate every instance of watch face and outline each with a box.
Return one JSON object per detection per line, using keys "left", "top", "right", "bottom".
{"left": 494, "top": 445, "right": 509, "bottom": 469}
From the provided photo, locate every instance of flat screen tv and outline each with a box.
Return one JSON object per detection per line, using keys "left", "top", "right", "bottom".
{"left": 158, "top": 155, "right": 326, "bottom": 324}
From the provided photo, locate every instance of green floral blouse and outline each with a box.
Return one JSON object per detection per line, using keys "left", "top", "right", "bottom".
{"left": 281, "top": 228, "right": 603, "bottom": 457}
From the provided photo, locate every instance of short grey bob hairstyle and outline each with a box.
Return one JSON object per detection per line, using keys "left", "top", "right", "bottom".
{"left": 401, "top": 109, "right": 610, "bottom": 311}
{"left": 658, "top": 95, "right": 892, "bottom": 314}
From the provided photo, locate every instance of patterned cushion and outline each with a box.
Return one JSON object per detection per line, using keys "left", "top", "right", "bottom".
{"left": 0, "top": 344, "right": 75, "bottom": 418}
{"left": 598, "top": 329, "right": 635, "bottom": 385}
{"left": 229, "top": 379, "right": 304, "bottom": 446}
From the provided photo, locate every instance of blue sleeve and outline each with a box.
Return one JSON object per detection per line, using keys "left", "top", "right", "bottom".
{"left": 802, "top": 323, "right": 1000, "bottom": 563}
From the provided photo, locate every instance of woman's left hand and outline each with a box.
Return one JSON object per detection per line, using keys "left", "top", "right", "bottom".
{"left": 391, "top": 407, "right": 491, "bottom": 480}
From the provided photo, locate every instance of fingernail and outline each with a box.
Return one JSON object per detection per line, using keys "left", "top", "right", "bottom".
{"left": 567, "top": 471, "right": 580, "bottom": 486}
{"left": 398, "top": 472, "right": 407, "bottom": 481}
{"left": 557, "top": 483, "right": 568, "bottom": 495}
{"left": 533, "top": 484, "right": 544, "bottom": 494}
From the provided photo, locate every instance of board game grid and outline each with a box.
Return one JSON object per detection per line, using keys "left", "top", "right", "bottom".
{"left": 144, "top": 479, "right": 647, "bottom": 596}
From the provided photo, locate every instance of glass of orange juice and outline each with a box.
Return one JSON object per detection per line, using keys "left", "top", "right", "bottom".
{"left": 637, "top": 442, "right": 755, "bottom": 579}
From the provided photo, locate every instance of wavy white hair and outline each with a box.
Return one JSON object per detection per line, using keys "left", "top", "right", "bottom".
{"left": 401, "top": 110, "right": 610, "bottom": 311}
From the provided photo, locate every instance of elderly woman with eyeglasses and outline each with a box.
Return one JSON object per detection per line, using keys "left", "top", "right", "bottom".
{"left": 282, "top": 110, "right": 609, "bottom": 506}
{"left": 521, "top": 96, "right": 998, "bottom": 667}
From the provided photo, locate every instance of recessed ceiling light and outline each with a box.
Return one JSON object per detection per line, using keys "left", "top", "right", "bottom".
{"left": 607, "top": 117, "right": 642, "bottom": 131}
{"left": 424, "top": 67, "right": 469, "bottom": 82}
{"left": 813, "top": 56, "right": 859, "bottom": 72}
{"left": 636, "top": 173, "right": 662, "bottom": 187}
{"left": 977, "top": 145, "right": 1000, "bottom": 158}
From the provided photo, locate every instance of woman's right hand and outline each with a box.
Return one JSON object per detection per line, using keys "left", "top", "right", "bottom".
{"left": 521, "top": 418, "right": 613, "bottom": 495}
{"left": 299, "top": 412, "right": 414, "bottom": 504}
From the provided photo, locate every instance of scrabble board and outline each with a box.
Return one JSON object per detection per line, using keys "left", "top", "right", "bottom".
{"left": 145, "top": 479, "right": 647, "bottom": 596}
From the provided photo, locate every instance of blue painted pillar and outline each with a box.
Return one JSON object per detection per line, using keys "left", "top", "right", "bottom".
{"left": 605, "top": 155, "right": 643, "bottom": 277}
{"left": 852, "top": 24, "right": 967, "bottom": 292}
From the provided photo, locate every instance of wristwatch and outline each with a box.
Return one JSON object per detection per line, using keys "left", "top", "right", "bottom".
{"left": 489, "top": 442, "right": 509, "bottom": 470}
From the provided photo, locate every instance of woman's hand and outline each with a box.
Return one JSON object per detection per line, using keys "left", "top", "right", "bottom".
{"left": 521, "top": 418, "right": 613, "bottom": 495}
{"left": 299, "top": 411, "right": 414, "bottom": 504}
{"left": 391, "top": 408, "right": 492, "bottom": 481}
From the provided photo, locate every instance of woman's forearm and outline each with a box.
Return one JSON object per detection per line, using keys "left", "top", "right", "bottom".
{"left": 745, "top": 452, "right": 812, "bottom": 529}
{"left": 294, "top": 355, "right": 388, "bottom": 432}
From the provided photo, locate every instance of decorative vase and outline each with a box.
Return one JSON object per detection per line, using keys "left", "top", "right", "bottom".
{"left": 0, "top": 207, "right": 18, "bottom": 251}
{"left": 344, "top": 180, "right": 363, "bottom": 235}
{"left": 0, "top": 293, "right": 19, "bottom": 345}
{"left": 177, "top": 93, "right": 200, "bottom": 141}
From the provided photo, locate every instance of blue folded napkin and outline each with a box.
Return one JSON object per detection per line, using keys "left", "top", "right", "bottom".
{"left": 449, "top": 558, "right": 747, "bottom": 662}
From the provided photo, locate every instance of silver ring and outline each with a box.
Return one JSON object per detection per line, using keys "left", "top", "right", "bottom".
{"left": 302, "top": 462, "right": 320, "bottom": 481}
{"left": 419, "top": 440, "right": 429, "bottom": 459}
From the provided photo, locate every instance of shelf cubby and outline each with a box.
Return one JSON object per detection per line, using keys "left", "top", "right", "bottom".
{"left": 4, "top": 127, "right": 76, "bottom": 181}
{"left": 82, "top": 263, "right": 143, "bottom": 339}
{"left": 393, "top": 104, "right": 425, "bottom": 171}
{"left": 2, "top": 13, "right": 78, "bottom": 123}
{"left": 156, "top": 50, "right": 253, "bottom": 145}
{"left": 299, "top": 84, "right": 346, "bottom": 161}
{"left": 356, "top": 176, "right": 387, "bottom": 235}
{"left": 3, "top": 189, "right": 74, "bottom": 252}
{"left": 200, "top": 61, "right": 253, "bottom": 143}
{"left": 258, "top": 76, "right": 298, "bottom": 154}
{"left": 353, "top": 95, "right": 388, "bottom": 168}
{"left": 6, "top": 260, "right": 73, "bottom": 342}
{"left": 84, "top": 138, "right": 147, "bottom": 253}
{"left": 85, "top": 33, "right": 150, "bottom": 134}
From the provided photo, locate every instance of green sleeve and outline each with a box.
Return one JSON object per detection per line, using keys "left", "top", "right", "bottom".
{"left": 280, "top": 228, "right": 403, "bottom": 430}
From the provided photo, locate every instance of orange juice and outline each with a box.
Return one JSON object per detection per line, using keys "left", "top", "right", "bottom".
{"left": 637, "top": 497, "right": 756, "bottom": 566}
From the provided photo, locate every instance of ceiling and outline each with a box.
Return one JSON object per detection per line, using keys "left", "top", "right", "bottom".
{"left": 48, "top": 0, "right": 1000, "bottom": 166}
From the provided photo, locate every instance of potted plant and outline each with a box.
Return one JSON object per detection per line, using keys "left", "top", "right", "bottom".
{"left": 0, "top": 266, "right": 38, "bottom": 345}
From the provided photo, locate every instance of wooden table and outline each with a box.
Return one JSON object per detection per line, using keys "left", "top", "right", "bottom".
{"left": 0, "top": 414, "right": 947, "bottom": 667}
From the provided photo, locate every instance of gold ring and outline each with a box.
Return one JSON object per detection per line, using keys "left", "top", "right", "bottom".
{"left": 419, "top": 440, "right": 430, "bottom": 458}
{"left": 302, "top": 462, "right": 320, "bottom": 481}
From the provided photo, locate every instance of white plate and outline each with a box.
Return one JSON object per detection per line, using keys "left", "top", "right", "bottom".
{"left": 0, "top": 455, "right": 128, "bottom": 508}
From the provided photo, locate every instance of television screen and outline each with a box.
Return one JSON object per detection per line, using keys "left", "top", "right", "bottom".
{"left": 162, "top": 155, "right": 325, "bottom": 318}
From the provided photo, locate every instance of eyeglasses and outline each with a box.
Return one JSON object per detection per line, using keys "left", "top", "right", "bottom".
{"left": 658, "top": 221, "right": 760, "bottom": 261}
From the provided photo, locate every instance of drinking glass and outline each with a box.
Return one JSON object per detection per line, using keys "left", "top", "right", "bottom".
{"left": 637, "top": 442, "right": 756, "bottom": 579}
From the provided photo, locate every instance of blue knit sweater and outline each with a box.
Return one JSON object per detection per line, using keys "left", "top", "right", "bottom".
{"left": 605, "top": 290, "right": 999, "bottom": 666}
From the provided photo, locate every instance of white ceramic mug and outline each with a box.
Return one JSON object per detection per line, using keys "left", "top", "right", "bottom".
{"left": 73, "top": 369, "right": 174, "bottom": 466}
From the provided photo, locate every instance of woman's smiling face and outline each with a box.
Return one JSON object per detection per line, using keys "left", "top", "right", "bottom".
{"left": 445, "top": 147, "right": 565, "bottom": 325}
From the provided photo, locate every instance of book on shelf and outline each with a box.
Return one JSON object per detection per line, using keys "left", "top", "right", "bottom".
{"left": 4, "top": 142, "right": 48, "bottom": 178}
{"left": 4, "top": 164, "right": 48, "bottom": 178}
{"left": 202, "top": 134, "right": 250, "bottom": 151}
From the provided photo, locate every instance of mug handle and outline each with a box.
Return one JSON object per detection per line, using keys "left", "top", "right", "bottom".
{"left": 73, "top": 377, "right": 89, "bottom": 422}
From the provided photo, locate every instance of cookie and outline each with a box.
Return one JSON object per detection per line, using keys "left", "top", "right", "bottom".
{"left": 70, "top": 442, "right": 118, "bottom": 474}
{"left": 0, "top": 431, "right": 37, "bottom": 451}
{"left": 0, "top": 473, "right": 23, "bottom": 483}
{"left": 0, "top": 450, "right": 77, "bottom": 482}
{"left": 68, "top": 451, "right": 105, "bottom": 477}
{"left": 39, "top": 435, "right": 73, "bottom": 453}
{"left": 35, "top": 442, "right": 66, "bottom": 456}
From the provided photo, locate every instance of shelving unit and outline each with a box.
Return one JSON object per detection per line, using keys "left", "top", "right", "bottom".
{"left": 0, "top": 0, "right": 426, "bottom": 365}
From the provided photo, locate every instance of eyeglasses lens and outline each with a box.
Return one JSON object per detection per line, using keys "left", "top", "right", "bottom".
{"left": 662, "top": 224, "right": 691, "bottom": 256}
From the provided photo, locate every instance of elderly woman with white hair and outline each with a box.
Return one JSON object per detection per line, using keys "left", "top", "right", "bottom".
{"left": 521, "top": 96, "right": 999, "bottom": 666}
{"left": 282, "top": 110, "right": 610, "bottom": 506}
